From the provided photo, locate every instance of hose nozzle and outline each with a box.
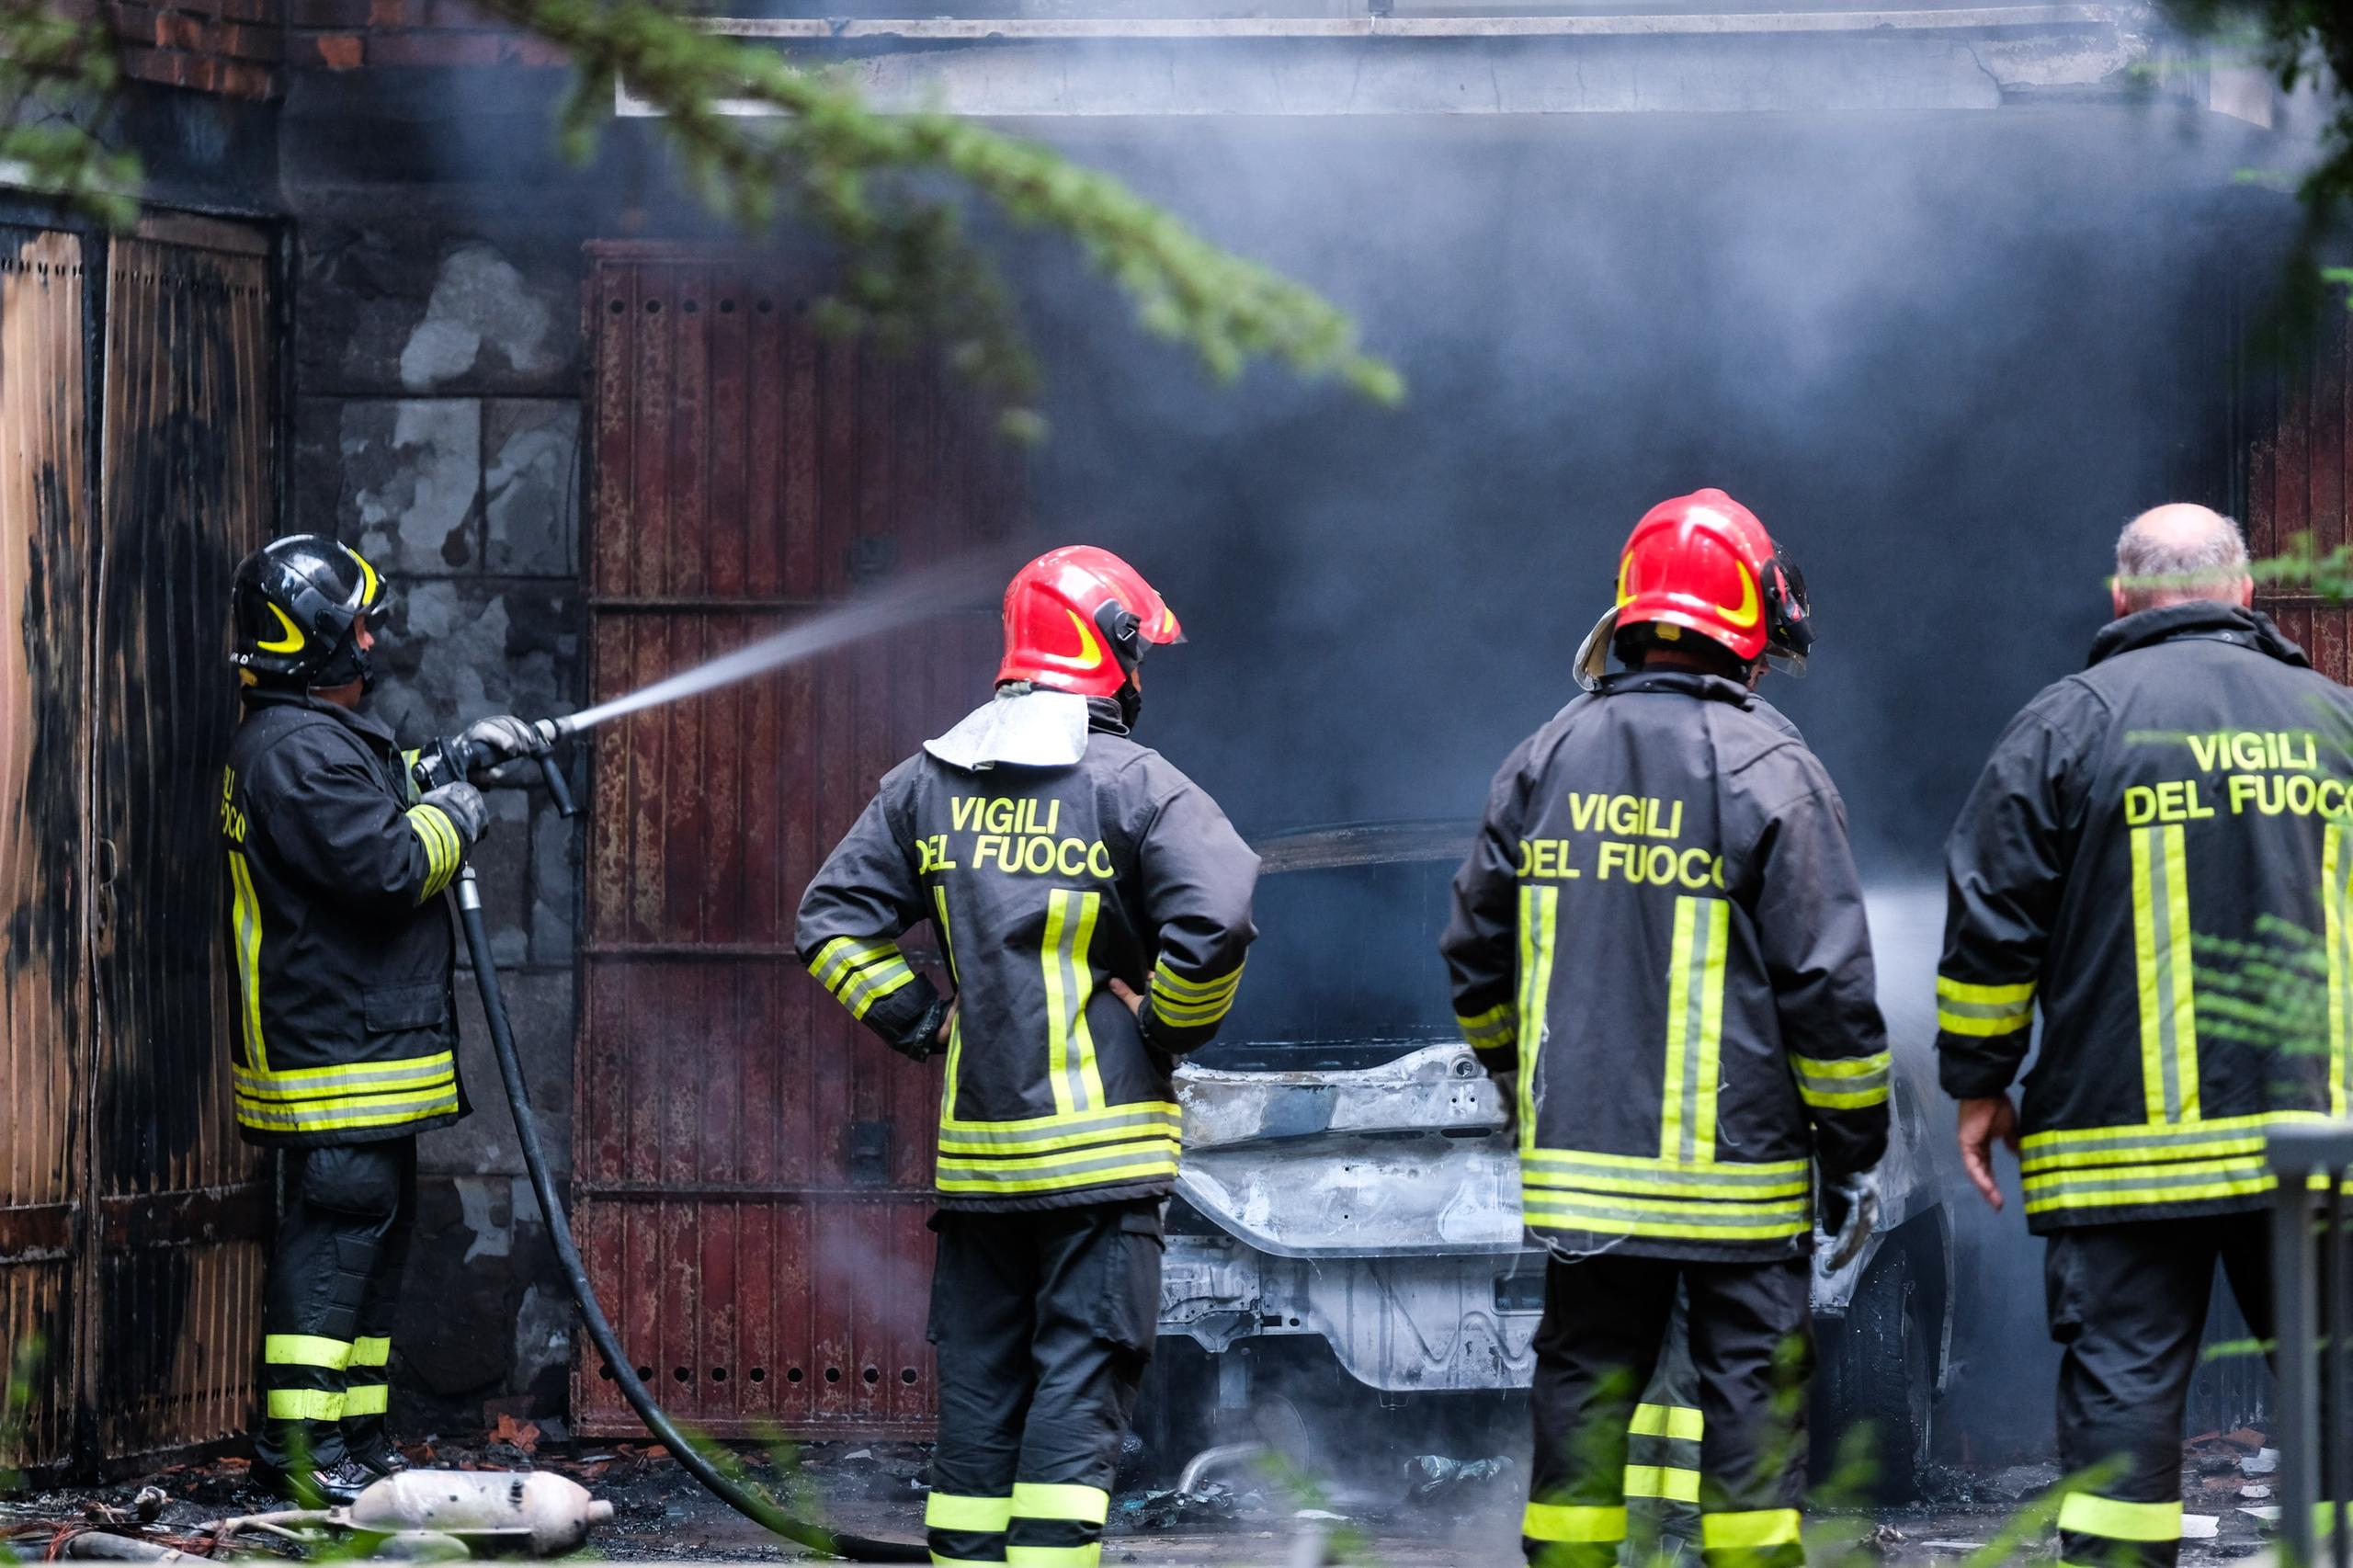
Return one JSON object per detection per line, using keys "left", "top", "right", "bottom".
{"left": 532, "top": 718, "right": 579, "bottom": 818}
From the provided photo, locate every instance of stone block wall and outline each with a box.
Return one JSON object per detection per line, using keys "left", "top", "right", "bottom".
{"left": 290, "top": 217, "right": 593, "bottom": 1431}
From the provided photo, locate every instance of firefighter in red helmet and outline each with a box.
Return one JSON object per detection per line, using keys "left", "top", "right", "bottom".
{"left": 796, "top": 546, "right": 1258, "bottom": 1568}
{"left": 1442, "top": 490, "right": 1889, "bottom": 1568}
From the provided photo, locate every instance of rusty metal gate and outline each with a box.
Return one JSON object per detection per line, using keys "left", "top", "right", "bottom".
{"left": 85, "top": 223, "right": 275, "bottom": 1465}
{"left": 0, "top": 225, "right": 96, "bottom": 1473}
{"left": 572, "top": 244, "right": 1017, "bottom": 1438}
{"left": 0, "top": 217, "right": 274, "bottom": 1476}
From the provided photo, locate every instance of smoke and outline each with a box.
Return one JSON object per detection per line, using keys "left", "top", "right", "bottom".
{"left": 559, "top": 542, "right": 1028, "bottom": 732}
{"left": 1001, "top": 100, "right": 2305, "bottom": 1458}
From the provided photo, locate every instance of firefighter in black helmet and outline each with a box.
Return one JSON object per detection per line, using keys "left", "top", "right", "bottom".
{"left": 222, "top": 535, "right": 551, "bottom": 1504}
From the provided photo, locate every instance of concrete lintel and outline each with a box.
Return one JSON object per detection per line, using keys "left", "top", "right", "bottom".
{"left": 618, "top": 6, "right": 2155, "bottom": 118}
{"left": 696, "top": 5, "right": 2127, "bottom": 42}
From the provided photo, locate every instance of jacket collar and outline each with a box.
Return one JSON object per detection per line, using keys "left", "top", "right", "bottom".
{"left": 1085, "top": 697, "right": 1131, "bottom": 736}
{"left": 1597, "top": 668, "right": 1756, "bottom": 707}
{"left": 241, "top": 685, "right": 400, "bottom": 748}
{"left": 2087, "top": 602, "right": 2309, "bottom": 671}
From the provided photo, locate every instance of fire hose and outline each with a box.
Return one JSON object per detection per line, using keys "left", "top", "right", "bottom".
{"left": 447, "top": 730, "right": 927, "bottom": 1563}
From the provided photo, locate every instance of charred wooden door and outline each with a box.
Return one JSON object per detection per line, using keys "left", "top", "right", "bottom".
{"left": 574, "top": 244, "right": 1016, "bottom": 1437}
{"left": 2248, "top": 296, "right": 2353, "bottom": 677}
{"left": 0, "top": 227, "right": 93, "bottom": 1474}
{"left": 84, "top": 223, "right": 275, "bottom": 1463}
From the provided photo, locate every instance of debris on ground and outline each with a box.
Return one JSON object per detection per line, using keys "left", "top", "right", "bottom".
{"left": 2240, "top": 1449, "right": 2280, "bottom": 1477}
{"left": 1401, "top": 1453, "right": 1513, "bottom": 1506}
{"left": 1986, "top": 1463, "right": 2062, "bottom": 1501}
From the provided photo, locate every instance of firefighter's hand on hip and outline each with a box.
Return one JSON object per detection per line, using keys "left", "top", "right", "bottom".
{"left": 1108, "top": 978, "right": 1143, "bottom": 1018}
{"left": 1955, "top": 1094, "right": 2021, "bottom": 1211}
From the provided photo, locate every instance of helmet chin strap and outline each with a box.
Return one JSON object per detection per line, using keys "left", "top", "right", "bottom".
{"left": 309, "top": 625, "right": 374, "bottom": 695}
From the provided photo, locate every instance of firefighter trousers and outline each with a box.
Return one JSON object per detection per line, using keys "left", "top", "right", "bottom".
{"left": 1525, "top": 1254, "right": 1811, "bottom": 1568}
{"left": 923, "top": 1200, "right": 1162, "bottom": 1568}
{"left": 2043, "top": 1216, "right": 2280, "bottom": 1568}
{"left": 256, "top": 1138, "right": 417, "bottom": 1472}
{"left": 1624, "top": 1291, "right": 1703, "bottom": 1566}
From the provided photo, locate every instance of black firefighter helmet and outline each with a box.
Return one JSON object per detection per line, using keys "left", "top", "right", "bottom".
{"left": 230, "top": 535, "right": 390, "bottom": 689}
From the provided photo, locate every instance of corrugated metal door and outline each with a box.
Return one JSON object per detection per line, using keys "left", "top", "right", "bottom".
{"left": 574, "top": 244, "right": 1016, "bottom": 1438}
{"left": 0, "top": 226, "right": 93, "bottom": 1475}
{"left": 84, "top": 222, "right": 275, "bottom": 1462}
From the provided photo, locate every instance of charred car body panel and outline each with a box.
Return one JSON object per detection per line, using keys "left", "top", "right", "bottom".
{"left": 1158, "top": 823, "right": 1954, "bottom": 1403}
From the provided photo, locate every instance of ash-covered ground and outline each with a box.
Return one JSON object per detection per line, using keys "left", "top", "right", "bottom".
{"left": 0, "top": 1429, "right": 2295, "bottom": 1564}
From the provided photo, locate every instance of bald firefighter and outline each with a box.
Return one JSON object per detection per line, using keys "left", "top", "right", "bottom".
{"left": 1445, "top": 492, "right": 1889, "bottom": 1568}
{"left": 796, "top": 547, "right": 1258, "bottom": 1568}
{"left": 1938, "top": 505, "right": 2346, "bottom": 1568}
{"left": 222, "top": 536, "right": 548, "bottom": 1503}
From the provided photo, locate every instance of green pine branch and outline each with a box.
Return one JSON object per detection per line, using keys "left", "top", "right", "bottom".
{"left": 0, "top": 0, "right": 1402, "bottom": 434}
{"left": 509, "top": 0, "right": 1400, "bottom": 433}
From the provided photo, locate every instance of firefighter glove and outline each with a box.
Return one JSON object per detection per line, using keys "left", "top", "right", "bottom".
{"left": 420, "top": 781, "right": 488, "bottom": 847}
{"left": 453, "top": 715, "right": 551, "bottom": 770}
{"left": 1820, "top": 1166, "right": 1881, "bottom": 1271}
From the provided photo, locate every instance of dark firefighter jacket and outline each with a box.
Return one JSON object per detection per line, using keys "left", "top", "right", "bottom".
{"left": 1442, "top": 670, "right": 1891, "bottom": 1262}
{"left": 795, "top": 700, "right": 1259, "bottom": 1213}
{"left": 220, "top": 688, "right": 469, "bottom": 1148}
{"left": 1938, "top": 603, "right": 2352, "bottom": 1232}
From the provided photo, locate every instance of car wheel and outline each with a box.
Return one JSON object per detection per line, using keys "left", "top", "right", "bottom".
{"left": 1814, "top": 1236, "right": 1933, "bottom": 1503}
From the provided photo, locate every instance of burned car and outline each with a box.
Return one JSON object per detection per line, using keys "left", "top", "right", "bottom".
{"left": 1149, "top": 822, "right": 1954, "bottom": 1497}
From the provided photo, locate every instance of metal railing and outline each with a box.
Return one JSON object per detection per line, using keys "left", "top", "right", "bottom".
{"left": 2268, "top": 1124, "right": 2353, "bottom": 1568}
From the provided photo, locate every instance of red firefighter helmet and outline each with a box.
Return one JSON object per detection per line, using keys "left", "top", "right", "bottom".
{"left": 1614, "top": 488, "right": 1812, "bottom": 667}
{"left": 996, "top": 545, "right": 1184, "bottom": 698}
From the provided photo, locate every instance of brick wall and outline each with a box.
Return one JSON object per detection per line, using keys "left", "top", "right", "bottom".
{"left": 284, "top": 0, "right": 568, "bottom": 74}
{"left": 66, "top": 0, "right": 286, "bottom": 98}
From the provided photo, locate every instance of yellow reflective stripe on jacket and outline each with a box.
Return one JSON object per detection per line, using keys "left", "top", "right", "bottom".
{"left": 2059, "top": 1494, "right": 2181, "bottom": 1542}
{"left": 1659, "top": 896, "right": 1730, "bottom": 1164}
{"left": 1042, "top": 891, "right": 1108, "bottom": 1115}
{"left": 1522, "top": 1193, "right": 1809, "bottom": 1242}
{"left": 2022, "top": 1155, "right": 2274, "bottom": 1216}
{"left": 264, "top": 1334, "right": 352, "bottom": 1369}
{"left": 1523, "top": 1503, "right": 1627, "bottom": 1543}
{"left": 228, "top": 850, "right": 269, "bottom": 1074}
{"left": 1701, "top": 1509, "right": 1802, "bottom": 1549}
{"left": 234, "top": 1051, "right": 460, "bottom": 1134}
{"left": 1455, "top": 1003, "right": 1516, "bottom": 1054}
{"left": 1628, "top": 1402, "right": 1705, "bottom": 1441}
{"left": 1522, "top": 1152, "right": 1810, "bottom": 1201}
{"left": 936, "top": 1137, "right": 1179, "bottom": 1196}
{"left": 1010, "top": 1483, "right": 1109, "bottom": 1525}
{"left": 2017, "top": 1110, "right": 2336, "bottom": 1215}
{"left": 267, "top": 1388, "right": 346, "bottom": 1422}
{"left": 2326, "top": 824, "right": 2353, "bottom": 1117}
{"left": 2018, "top": 1110, "right": 2314, "bottom": 1163}
{"left": 1791, "top": 1050, "right": 1891, "bottom": 1109}
{"left": 1935, "top": 975, "right": 2036, "bottom": 1038}
{"left": 938, "top": 1105, "right": 1181, "bottom": 1154}
{"left": 1003, "top": 1549, "right": 1097, "bottom": 1567}
{"left": 2131, "top": 824, "right": 2200, "bottom": 1124}
{"left": 925, "top": 1493, "right": 1013, "bottom": 1532}
{"left": 234, "top": 1051, "right": 456, "bottom": 1099}
{"left": 1517, "top": 884, "right": 1559, "bottom": 1153}
{"left": 343, "top": 1383, "right": 390, "bottom": 1415}
{"left": 1148, "top": 960, "right": 1244, "bottom": 1027}
{"left": 808, "top": 936, "right": 919, "bottom": 1020}
{"left": 236, "top": 1055, "right": 460, "bottom": 1134}
{"left": 350, "top": 1335, "right": 391, "bottom": 1368}
{"left": 405, "top": 803, "right": 460, "bottom": 900}
{"left": 1623, "top": 1464, "right": 1700, "bottom": 1503}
